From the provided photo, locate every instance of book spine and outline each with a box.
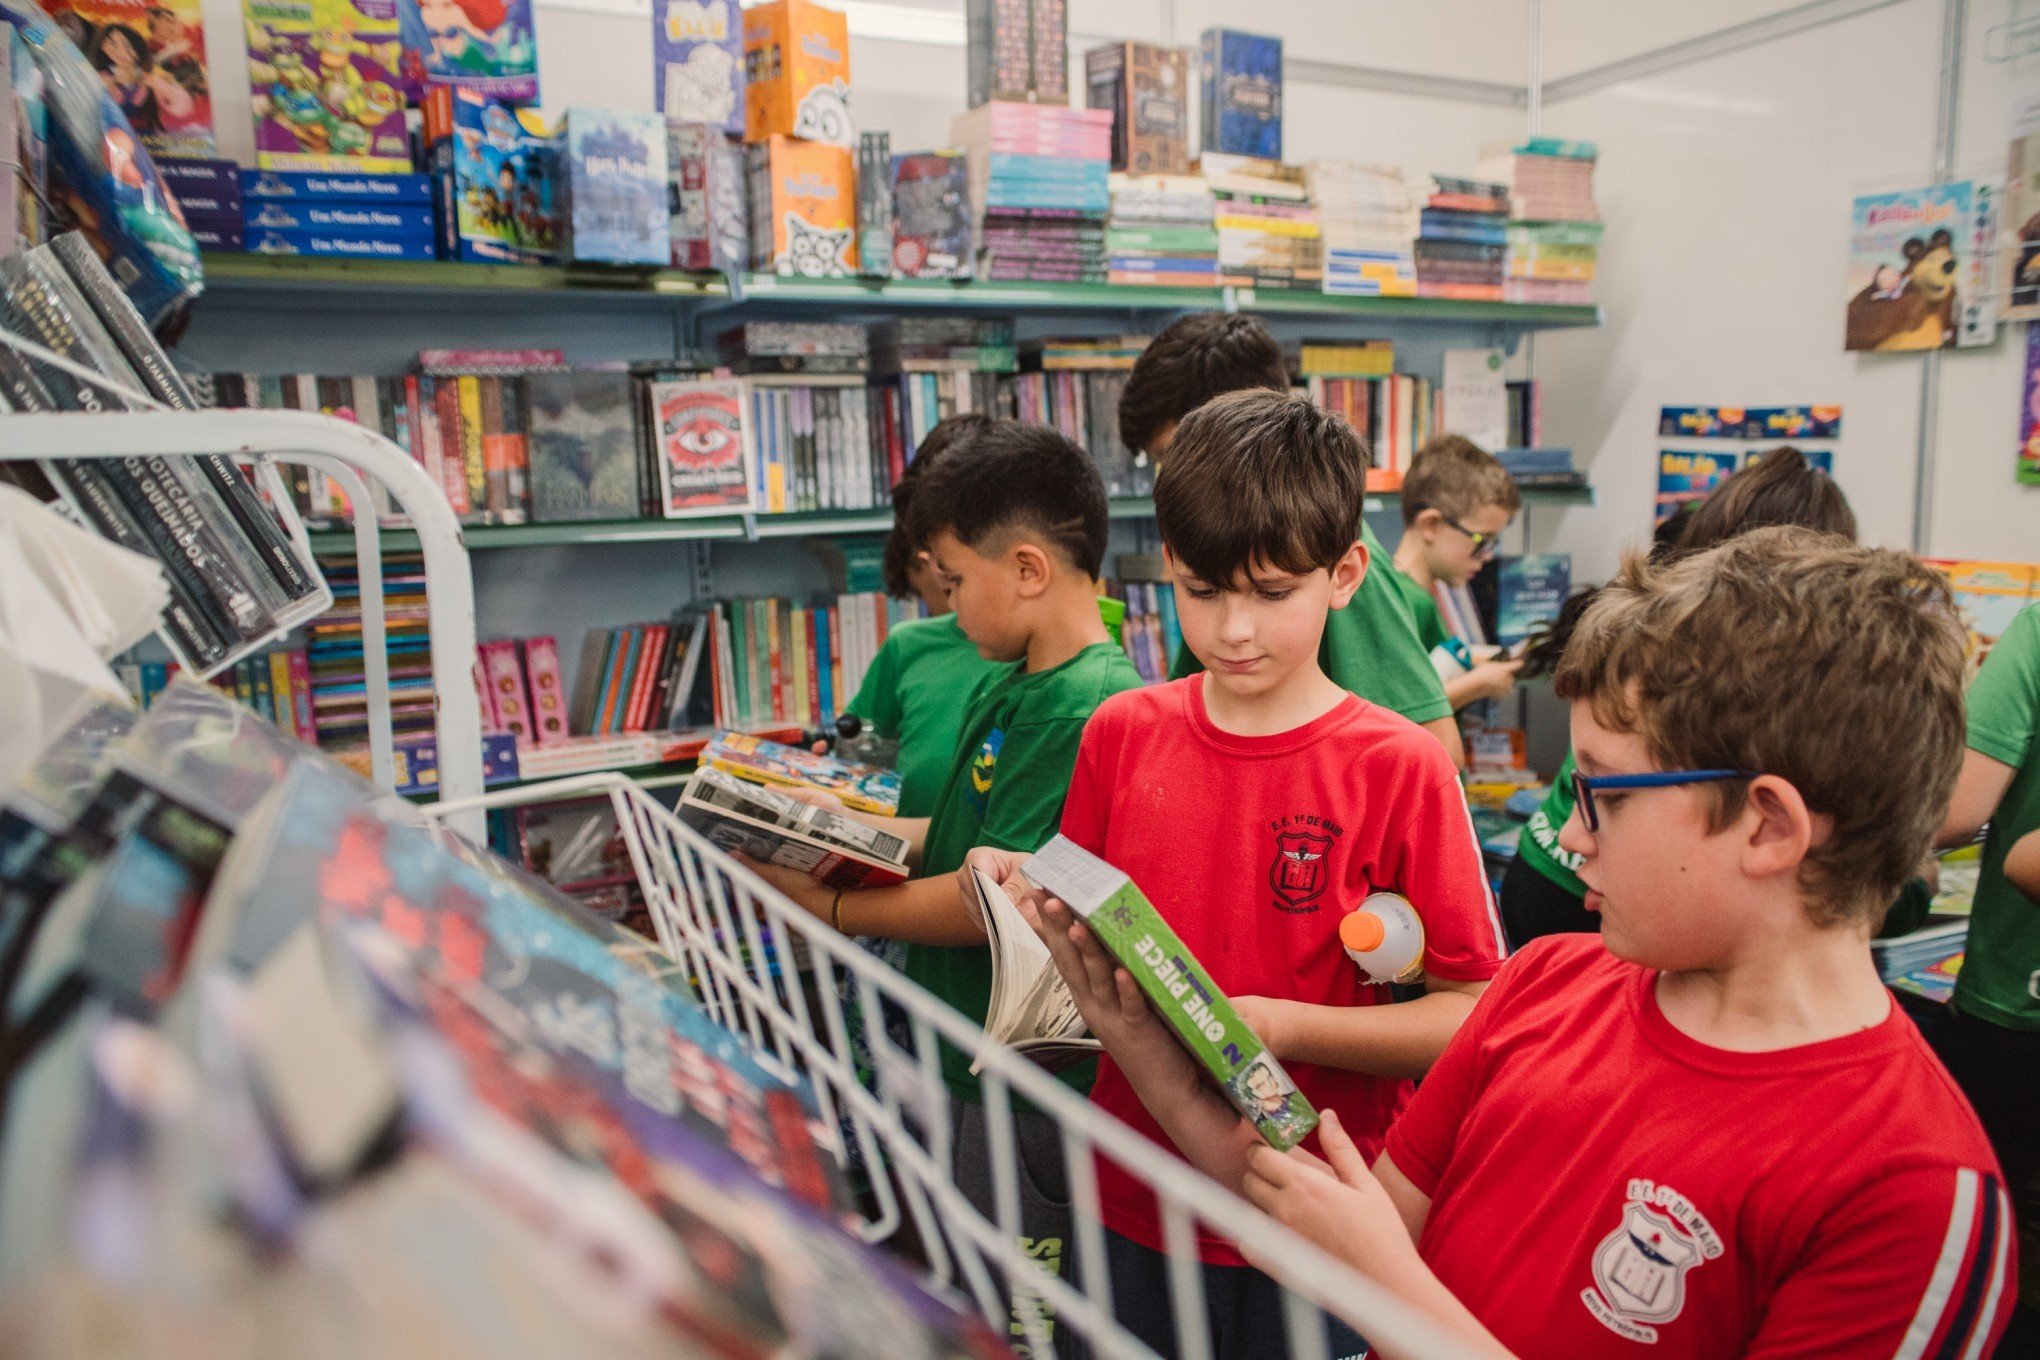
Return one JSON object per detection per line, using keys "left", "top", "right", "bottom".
{"left": 568, "top": 628, "right": 611, "bottom": 737}
{"left": 625, "top": 623, "right": 667, "bottom": 732}
{"left": 767, "top": 599, "right": 786, "bottom": 721}
{"left": 522, "top": 636, "right": 569, "bottom": 746}
{"left": 788, "top": 606, "right": 809, "bottom": 725}
{"left": 456, "top": 375, "right": 488, "bottom": 520}
{"left": 286, "top": 648, "right": 318, "bottom": 742}
{"left": 430, "top": 377, "right": 471, "bottom": 515}
{"left": 501, "top": 375, "right": 530, "bottom": 524}
{"left": 603, "top": 626, "right": 640, "bottom": 736}
{"left": 806, "top": 607, "right": 825, "bottom": 720}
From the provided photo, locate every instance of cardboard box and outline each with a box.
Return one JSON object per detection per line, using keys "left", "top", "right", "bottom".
{"left": 426, "top": 86, "right": 559, "bottom": 264}
{"left": 1084, "top": 41, "right": 1188, "bottom": 175}
{"left": 742, "top": 0, "right": 853, "bottom": 147}
{"left": 242, "top": 168, "right": 433, "bottom": 203}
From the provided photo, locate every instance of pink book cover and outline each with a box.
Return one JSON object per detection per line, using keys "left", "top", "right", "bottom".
{"left": 522, "top": 636, "right": 570, "bottom": 746}
{"left": 286, "top": 650, "right": 317, "bottom": 743}
{"left": 416, "top": 348, "right": 568, "bottom": 372}
{"left": 474, "top": 655, "right": 503, "bottom": 733}
{"left": 479, "top": 639, "right": 533, "bottom": 741}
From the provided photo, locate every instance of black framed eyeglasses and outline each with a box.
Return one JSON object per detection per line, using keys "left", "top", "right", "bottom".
{"left": 1441, "top": 515, "right": 1500, "bottom": 559}
{"left": 1569, "top": 769, "right": 1760, "bottom": 832}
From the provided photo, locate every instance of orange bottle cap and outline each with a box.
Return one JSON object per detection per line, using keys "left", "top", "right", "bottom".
{"left": 1340, "top": 910, "right": 1386, "bottom": 954}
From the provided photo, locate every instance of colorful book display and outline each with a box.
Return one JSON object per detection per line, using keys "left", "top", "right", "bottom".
{"left": 243, "top": 0, "right": 410, "bottom": 173}
{"left": 742, "top": 0, "right": 852, "bottom": 147}
{"left": 41, "top": 0, "right": 217, "bottom": 158}
{"left": 745, "top": 133, "right": 857, "bottom": 276}
{"left": 653, "top": 0, "right": 744, "bottom": 134}
{"left": 396, "top": 0, "right": 537, "bottom": 104}
{"left": 561, "top": 105, "right": 670, "bottom": 265}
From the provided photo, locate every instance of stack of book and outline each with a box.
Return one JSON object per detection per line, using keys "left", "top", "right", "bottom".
{"left": 1010, "top": 337, "right": 1148, "bottom": 494}
{"left": 872, "top": 316, "right": 1017, "bottom": 454}
{"left": 1291, "top": 339, "right": 1413, "bottom": 488}
{"left": 566, "top": 614, "right": 713, "bottom": 738}
{"left": 1870, "top": 918, "right": 1968, "bottom": 984}
{"left": 1413, "top": 175, "right": 1510, "bottom": 301}
{"left": 243, "top": 168, "right": 440, "bottom": 263}
{"left": 705, "top": 593, "right": 925, "bottom": 730}
{"left": 1481, "top": 138, "right": 1602, "bottom": 306}
{"left": 308, "top": 551, "right": 434, "bottom": 751}
{"left": 1104, "top": 173, "right": 1218, "bottom": 287}
{"left": 0, "top": 234, "right": 331, "bottom": 678}
{"left": 1310, "top": 160, "right": 1417, "bottom": 298}
{"left": 1109, "top": 557, "right": 1183, "bottom": 683}
{"left": 718, "top": 321, "right": 869, "bottom": 376}
{"left": 1204, "top": 153, "right": 1321, "bottom": 291}
{"left": 952, "top": 101, "right": 1114, "bottom": 283}
{"left": 1494, "top": 447, "right": 1585, "bottom": 491}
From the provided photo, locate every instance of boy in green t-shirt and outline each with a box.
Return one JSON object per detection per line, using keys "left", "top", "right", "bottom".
{"left": 1122, "top": 311, "right": 1464, "bottom": 767}
{"left": 1390, "top": 434, "right": 1524, "bottom": 713}
{"left": 843, "top": 413, "right": 1007, "bottom": 819}
{"left": 742, "top": 421, "right": 1142, "bottom": 1351}
{"left": 1935, "top": 600, "right": 2040, "bottom": 1347}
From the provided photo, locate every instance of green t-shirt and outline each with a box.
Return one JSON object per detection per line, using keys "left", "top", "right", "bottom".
{"left": 906, "top": 642, "right": 1144, "bottom": 1101}
{"left": 1516, "top": 750, "right": 1588, "bottom": 898}
{"left": 1383, "top": 561, "right": 1450, "bottom": 653}
{"left": 1956, "top": 602, "right": 2040, "bottom": 1030}
{"left": 847, "top": 614, "right": 1008, "bottom": 819}
{"left": 1169, "top": 524, "right": 1453, "bottom": 725}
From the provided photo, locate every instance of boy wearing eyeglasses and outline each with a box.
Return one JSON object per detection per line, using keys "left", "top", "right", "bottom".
{"left": 1389, "top": 436, "right": 1524, "bottom": 713}
{"left": 1028, "top": 528, "right": 2015, "bottom": 1359}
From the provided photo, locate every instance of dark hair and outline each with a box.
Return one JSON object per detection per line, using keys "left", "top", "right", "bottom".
{"left": 1117, "top": 312, "right": 1288, "bottom": 455}
{"left": 87, "top": 22, "right": 151, "bottom": 70}
{"left": 1154, "top": 389, "right": 1367, "bottom": 585}
{"left": 908, "top": 419, "right": 1108, "bottom": 578}
{"left": 1520, "top": 447, "right": 1859, "bottom": 679}
{"left": 1400, "top": 433, "right": 1520, "bottom": 526}
{"left": 881, "top": 416, "right": 994, "bottom": 597}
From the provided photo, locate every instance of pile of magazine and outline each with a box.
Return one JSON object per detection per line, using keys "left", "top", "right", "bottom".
{"left": 0, "top": 232, "right": 329, "bottom": 677}
{"left": 0, "top": 682, "right": 1018, "bottom": 1360}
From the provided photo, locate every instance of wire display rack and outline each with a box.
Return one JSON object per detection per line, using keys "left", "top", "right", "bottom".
{"left": 427, "top": 773, "right": 1483, "bottom": 1360}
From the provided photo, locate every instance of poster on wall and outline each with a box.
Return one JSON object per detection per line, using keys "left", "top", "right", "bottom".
{"left": 1845, "top": 182, "right": 1999, "bottom": 352}
{"left": 2019, "top": 324, "right": 2040, "bottom": 485}
{"left": 1655, "top": 449, "right": 1740, "bottom": 523}
{"left": 1657, "top": 405, "right": 1842, "bottom": 525}
{"left": 2003, "top": 86, "right": 2040, "bottom": 320}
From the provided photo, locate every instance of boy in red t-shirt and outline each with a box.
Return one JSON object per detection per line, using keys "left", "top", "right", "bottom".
{"left": 1032, "top": 529, "right": 2017, "bottom": 1359}
{"left": 977, "top": 389, "right": 1501, "bottom": 1359}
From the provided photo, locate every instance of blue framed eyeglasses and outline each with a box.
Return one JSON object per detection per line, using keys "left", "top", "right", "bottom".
{"left": 1569, "top": 769, "right": 1759, "bottom": 832}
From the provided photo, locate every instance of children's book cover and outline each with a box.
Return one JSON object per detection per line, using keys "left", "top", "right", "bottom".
{"left": 244, "top": 0, "right": 409, "bottom": 172}
{"left": 447, "top": 89, "right": 556, "bottom": 262}
{"left": 1844, "top": 181, "right": 1998, "bottom": 352}
{"left": 525, "top": 369, "right": 639, "bottom": 520}
{"left": 650, "top": 375, "right": 756, "bottom": 516}
{"left": 749, "top": 134, "right": 855, "bottom": 276}
{"left": 1654, "top": 448, "right": 1739, "bottom": 523}
{"left": 702, "top": 732, "right": 901, "bottom": 816}
{"left": 742, "top": 0, "right": 853, "bottom": 148}
{"left": 890, "top": 150, "right": 972, "bottom": 279}
{"left": 653, "top": 0, "right": 743, "bottom": 136}
{"left": 1496, "top": 553, "right": 1572, "bottom": 647}
{"left": 2024, "top": 322, "right": 2040, "bottom": 486}
{"left": 666, "top": 120, "right": 747, "bottom": 272}
{"left": 1928, "top": 559, "right": 2038, "bottom": 677}
{"left": 563, "top": 106, "right": 669, "bottom": 265}
{"left": 2004, "top": 87, "right": 2040, "bottom": 321}
{"left": 42, "top": 0, "right": 216, "bottom": 158}
{"left": 397, "top": 0, "right": 537, "bottom": 104}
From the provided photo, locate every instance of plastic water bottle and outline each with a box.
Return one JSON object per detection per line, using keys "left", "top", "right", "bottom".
{"left": 1341, "top": 893, "right": 1426, "bottom": 985}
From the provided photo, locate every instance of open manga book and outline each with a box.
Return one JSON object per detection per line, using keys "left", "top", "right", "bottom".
{"left": 966, "top": 866, "right": 1100, "bottom": 1075}
{"left": 679, "top": 767, "right": 911, "bottom": 889}
{"left": 1022, "top": 836, "right": 1319, "bottom": 1150}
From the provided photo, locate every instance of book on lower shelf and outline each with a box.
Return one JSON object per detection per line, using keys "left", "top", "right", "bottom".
{"left": 1021, "top": 834, "right": 1319, "bottom": 1150}
{"left": 678, "top": 766, "right": 911, "bottom": 887}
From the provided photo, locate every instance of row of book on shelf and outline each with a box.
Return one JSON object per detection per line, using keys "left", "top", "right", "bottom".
{"left": 0, "top": 681, "right": 1026, "bottom": 1358}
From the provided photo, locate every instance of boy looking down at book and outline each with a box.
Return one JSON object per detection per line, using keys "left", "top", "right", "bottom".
{"left": 1390, "top": 435, "right": 1524, "bottom": 712}
{"left": 981, "top": 389, "right": 1500, "bottom": 1359}
{"left": 1120, "top": 311, "right": 1464, "bottom": 767}
{"left": 1031, "top": 528, "right": 2015, "bottom": 1359}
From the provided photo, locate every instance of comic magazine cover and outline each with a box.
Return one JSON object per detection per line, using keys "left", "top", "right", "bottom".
{"left": 653, "top": 0, "right": 743, "bottom": 135}
{"left": 649, "top": 375, "right": 756, "bottom": 516}
{"left": 397, "top": 0, "right": 537, "bottom": 105}
{"left": 244, "top": 0, "right": 410, "bottom": 172}
{"left": 702, "top": 732, "right": 901, "bottom": 816}
{"left": 446, "top": 88, "right": 556, "bottom": 262}
{"left": 40, "top": 0, "right": 216, "bottom": 158}
{"left": 1844, "top": 181, "right": 1998, "bottom": 352}
{"left": 1022, "top": 835, "right": 1319, "bottom": 1151}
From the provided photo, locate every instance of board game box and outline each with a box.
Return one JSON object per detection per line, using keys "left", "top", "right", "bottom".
{"left": 745, "top": 134, "right": 856, "bottom": 276}
{"left": 428, "top": 85, "right": 558, "bottom": 264}
{"left": 244, "top": 0, "right": 410, "bottom": 173}
{"left": 396, "top": 0, "right": 536, "bottom": 104}
{"left": 653, "top": 0, "right": 744, "bottom": 135}
{"left": 561, "top": 105, "right": 670, "bottom": 266}
{"left": 742, "top": 0, "right": 852, "bottom": 147}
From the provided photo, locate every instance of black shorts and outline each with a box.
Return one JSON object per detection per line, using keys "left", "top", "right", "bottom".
{"left": 1103, "top": 1229, "right": 1368, "bottom": 1360}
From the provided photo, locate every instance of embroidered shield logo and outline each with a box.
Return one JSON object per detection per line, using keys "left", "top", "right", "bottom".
{"left": 1591, "top": 1202, "right": 1702, "bottom": 1326}
{"left": 1269, "top": 829, "right": 1332, "bottom": 910}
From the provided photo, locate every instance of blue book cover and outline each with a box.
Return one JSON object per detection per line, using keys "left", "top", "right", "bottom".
{"left": 248, "top": 228, "right": 439, "bottom": 261}
{"left": 1200, "top": 28, "right": 1282, "bottom": 160}
{"left": 241, "top": 170, "right": 435, "bottom": 204}
{"left": 398, "top": 0, "right": 539, "bottom": 105}
{"left": 651, "top": 0, "right": 744, "bottom": 136}
{"left": 444, "top": 90, "right": 560, "bottom": 264}
{"left": 247, "top": 202, "right": 437, "bottom": 234}
{"left": 1496, "top": 554, "right": 1572, "bottom": 646}
{"left": 564, "top": 107, "right": 671, "bottom": 266}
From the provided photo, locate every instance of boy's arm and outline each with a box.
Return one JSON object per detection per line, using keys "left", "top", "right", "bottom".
{"left": 1239, "top": 975, "right": 1488, "bottom": 1079}
{"left": 1739, "top": 1166, "right": 2015, "bottom": 1359}
{"left": 1442, "top": 659, "right": 1522, "bottom": 712}
{"left": 2004, "top": 827, "right": 2040, "bottom": 904}
{"left": 1941, "top": 604, "right": 2040, "bottom": 847}
{"left": 741, "top": 857, "right": 990, "bottom": 946}
{"left": 1422, "top": 716, "right": 1467, "bottom": 770}
{"left": 1937, "top": 748, "right": 2014, "bottom": 848}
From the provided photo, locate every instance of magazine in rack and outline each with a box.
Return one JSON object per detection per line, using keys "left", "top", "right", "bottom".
{"left": 679, "top": 766, "right": 912, "bottom": 888}
{"left": 967, "top": 866, "right": 1099, "bottom": 1075}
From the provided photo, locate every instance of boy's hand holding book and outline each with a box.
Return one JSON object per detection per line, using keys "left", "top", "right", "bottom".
{"left": 1240, "top": 1108, "right": 1412, "bottom": 1280}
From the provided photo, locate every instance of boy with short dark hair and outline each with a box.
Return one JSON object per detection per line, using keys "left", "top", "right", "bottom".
{"left": 1125, "top": 311, "right": 1464, "bottom": 766}
{"left": 743, "top": 420, "right": 1142, "bottom": 1353}
{"left": 985, "top": 388, "right": 1500, "bottom": 1359}
{"left": 1391, "top": 435, "right": 1524, "bottom": 712}
{"left": 1033, "top": 528, "right": 2015, "bottom": 1359}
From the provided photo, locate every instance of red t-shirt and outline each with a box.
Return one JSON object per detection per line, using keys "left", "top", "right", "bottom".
{"left": 1386, "top": 935, "right": 2017, "bottom": 1359}
{"left": 1058, "top": 677, "right": 1503, "bottom": 1264}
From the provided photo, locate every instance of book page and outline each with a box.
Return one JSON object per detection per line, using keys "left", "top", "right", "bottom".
{"left": 1018, "top": 835, "right": 1129, "bottom": 918}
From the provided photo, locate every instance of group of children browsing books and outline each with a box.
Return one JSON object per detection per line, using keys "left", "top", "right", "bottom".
{"left": 722, "top": 310, "right": 2026, "bottom": 1360}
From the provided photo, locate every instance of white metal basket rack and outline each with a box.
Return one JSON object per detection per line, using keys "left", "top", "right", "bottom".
{"left": 428, "top": 773, "right": 1484, "bottom": 1360}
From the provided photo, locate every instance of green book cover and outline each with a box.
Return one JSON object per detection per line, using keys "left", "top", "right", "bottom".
{"left": 1022, "top": 835, "right": 1319, "bottom": 1150}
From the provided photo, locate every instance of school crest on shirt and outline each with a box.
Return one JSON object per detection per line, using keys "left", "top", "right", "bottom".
{"left": 1582, "top": 1179, "right": 1724, "bottom": 1343}
{"left": 967, "top": 727, "right": 1005, "bottom": 818}
{"left": 1267, "top": 814, "right": 1343, "bottom": 914}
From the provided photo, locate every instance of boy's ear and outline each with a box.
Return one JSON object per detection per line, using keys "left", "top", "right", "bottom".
{"left": 1328, "top": 539, "right": 1367, "bottom": 608}
{"left": 1739, "top": 774, "right": 1819, "bottom": 883}
{"left": 1010, "top": 539, "right": 1054, "bottom": 598}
